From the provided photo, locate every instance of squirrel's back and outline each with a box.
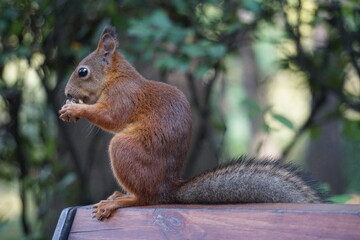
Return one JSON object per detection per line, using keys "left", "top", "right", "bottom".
{"left": 175, "top": 156, "right": 324, "bottom": 204}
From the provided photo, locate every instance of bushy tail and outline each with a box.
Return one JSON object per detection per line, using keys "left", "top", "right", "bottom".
{"left": 175, "top": 157, "right": 325, "bottom": 204}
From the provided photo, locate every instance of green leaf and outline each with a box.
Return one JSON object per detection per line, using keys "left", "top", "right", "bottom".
{"left": 243, "top": 0, "right": 261, "bottom": 13}
{"left": 150, "top": 10, "right": 172, "bottom": 31}
{"left": 128, "top": 20, "right": 153, "bottom": 38}
{"left": 181, "top": 44, "right": 206, "bottom": 58}
{"left": 167, "top": 26, "right": 189, "bottom": 44}
{"left": 329, "top": 194, "right": 351, "bottom": 204}
{"left": 195, "top": 65, "right": 209, "bottom": 78}
{"left": 271, "top": 113, "right": 295, "bottom": 130}
{"left": 155, "top": 56, "right": 189, "bottom": 72}
{"left": 309, "top": 126, "right": 321, "bottom": 139}
{"left": 342, "top": 120, "right": 360, "bottom": 141}
{"left": 208, "top": 44, "right": 227, "bottom": 59}
{"left": 242, "top": 98, "right": 262, "bottom": 118}
{"left": 262, "top": 123, "right": 271, "bottom": 133}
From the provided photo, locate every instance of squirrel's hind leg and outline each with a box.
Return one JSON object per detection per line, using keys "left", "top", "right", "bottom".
{"left": 107, "top": 191, "right": 134, "bottom": 200}
{"left": 92, "top": 196, "right": 142, "bottom": 220}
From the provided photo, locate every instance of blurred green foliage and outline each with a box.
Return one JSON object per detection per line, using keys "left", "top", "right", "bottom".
{"left": 329, "top": 194, "right": 351, "bottom": 204}
{"left": 0, "top": 0, "right": 359, "bottom": 239}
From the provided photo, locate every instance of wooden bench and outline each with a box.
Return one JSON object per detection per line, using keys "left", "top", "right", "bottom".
{"left": 53, "top": 204, "right": 360, "bottom": 240}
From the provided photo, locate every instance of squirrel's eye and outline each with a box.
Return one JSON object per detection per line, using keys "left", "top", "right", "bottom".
{"left": 78, "top": 67, "right": 88, "bottom": 77}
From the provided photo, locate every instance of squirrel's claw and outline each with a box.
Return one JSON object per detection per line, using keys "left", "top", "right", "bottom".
{"left": 92, "top": 200, "right": 118, "bottom": 221}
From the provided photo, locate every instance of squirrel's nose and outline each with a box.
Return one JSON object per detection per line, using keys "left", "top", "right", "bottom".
{"left": 66, "top": 94, "right": 73, "bottom": 100}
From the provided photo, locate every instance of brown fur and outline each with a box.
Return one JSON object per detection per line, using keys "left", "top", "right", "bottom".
{"left": 59, "top": 27, "right": 322, "bottom": 221}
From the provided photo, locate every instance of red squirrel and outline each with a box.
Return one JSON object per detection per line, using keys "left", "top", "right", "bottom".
{"left": 59, "top": 27, "right": 323, "bottom": 220}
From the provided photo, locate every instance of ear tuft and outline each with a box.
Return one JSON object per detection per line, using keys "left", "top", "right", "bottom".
{"left": 97, "top": 26, "right": 119, "bottom": 64}
{"left": 101, "top": 26, "right": 118, "bottom": 46}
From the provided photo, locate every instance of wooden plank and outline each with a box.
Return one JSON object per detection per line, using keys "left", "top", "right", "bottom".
{"left": 55, "top": 204, "right": 360, "bottom": 240}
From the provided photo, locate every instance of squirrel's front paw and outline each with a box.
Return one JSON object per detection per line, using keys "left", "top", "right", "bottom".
{"left": 59, "top": 103, "right": 80, "bottom": 122}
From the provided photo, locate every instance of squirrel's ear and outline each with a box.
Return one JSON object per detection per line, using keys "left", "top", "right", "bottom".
{"left": 97, "top": 27, "right": 118, "bottom": 64}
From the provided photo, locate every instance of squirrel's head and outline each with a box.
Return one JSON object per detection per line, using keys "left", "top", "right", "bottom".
{"left": 64, "top": 26, "right": 119, "bottom": 104}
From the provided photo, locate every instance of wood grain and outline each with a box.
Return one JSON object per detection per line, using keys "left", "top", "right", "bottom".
{"left": 54, "top": 204, "right": 360, "bottom": 240}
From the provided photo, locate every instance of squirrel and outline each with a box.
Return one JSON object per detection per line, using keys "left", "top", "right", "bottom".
{"left": 59, "top": 26, "right": 324, "bottom": 221}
